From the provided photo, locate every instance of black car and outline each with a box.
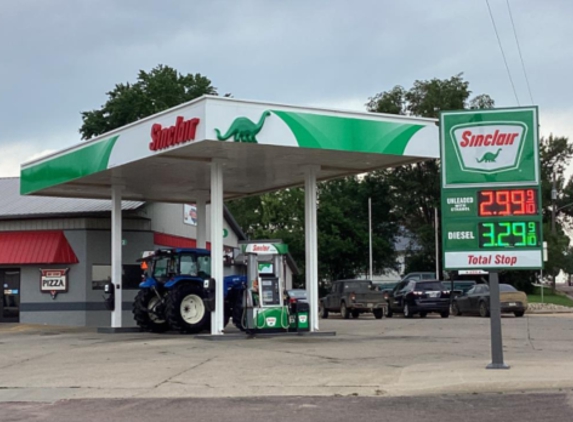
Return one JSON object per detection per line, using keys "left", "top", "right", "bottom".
{"left": 284, "top": 289, "right": 307, "bottom": 304}
{"left": 451, "top": 283, "right": 528, "bottom": 317}
{"left": 384, "top": 280, "right": 450, "bottom": 318}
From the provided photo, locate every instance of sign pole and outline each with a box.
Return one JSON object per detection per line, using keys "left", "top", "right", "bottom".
{"left": 486, "top": 271, "right": 509, "bottom": 369}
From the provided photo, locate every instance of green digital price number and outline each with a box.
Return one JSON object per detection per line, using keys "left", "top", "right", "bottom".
{"left": 478, "top": 221, "right": 540, "bottom": 248}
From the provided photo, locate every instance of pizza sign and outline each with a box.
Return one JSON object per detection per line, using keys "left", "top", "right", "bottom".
{"left": 40, "top": 269, "right": 69, "bottom": 299}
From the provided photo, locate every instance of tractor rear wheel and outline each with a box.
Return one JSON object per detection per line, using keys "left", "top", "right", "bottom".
{"left": 133, "top": 289, "right": 170, "bottom": 333}
{"left": 166, "top": 284, "right": 210, "bottom": 333}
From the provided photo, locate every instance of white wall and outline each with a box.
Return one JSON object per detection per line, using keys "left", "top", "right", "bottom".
{"left": 137, "top": 202, "right": 239, "bottom": 247}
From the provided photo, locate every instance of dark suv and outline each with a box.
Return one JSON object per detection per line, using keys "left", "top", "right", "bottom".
{"left": 384, "top": 280, "right": 450, "bottom": 318}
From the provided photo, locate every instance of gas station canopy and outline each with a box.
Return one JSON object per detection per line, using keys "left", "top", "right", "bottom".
{"left": 20, "top": 95, "right": 439, "bottom": 335}
{"left": 20, "top": 96, "right": 438, "bottom": 202}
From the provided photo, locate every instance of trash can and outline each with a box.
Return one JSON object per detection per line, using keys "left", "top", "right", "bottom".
{"left": 293, "top": 301, "right": 310, "bottom": 332}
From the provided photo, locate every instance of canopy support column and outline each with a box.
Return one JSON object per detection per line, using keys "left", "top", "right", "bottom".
{"left": 210, "top": 160, "right": 225, "bottom": 335}
{"left": 304, "top": 165, "right": 320, "bottom": 332}
{"left": 196, "top": 194, "right": 207, "bottom": 249}
{"left": 111, "top": 184, "right": 123, "bottom": 328}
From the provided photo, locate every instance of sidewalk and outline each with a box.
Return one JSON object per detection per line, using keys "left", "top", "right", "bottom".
{"left": 1, "top": 315, "right": 573, "bottom": 402}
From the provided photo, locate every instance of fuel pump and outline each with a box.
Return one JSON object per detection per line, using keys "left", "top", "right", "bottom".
{"left": 239, "top": 242, "right": 308, "bottom": 333}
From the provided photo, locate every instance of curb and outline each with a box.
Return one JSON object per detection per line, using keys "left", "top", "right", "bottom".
{"left": 196, "top": 331, "right": 337, "bottom": 341}
{"left": 525, "top": 310, "right": 573, "bottom": 314}
{"left": 97, "top": 327, "right": 142, "bottom": 333}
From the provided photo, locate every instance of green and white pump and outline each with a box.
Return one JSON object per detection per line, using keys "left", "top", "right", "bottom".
{"left": 238, "top": 241, "right": 309, "bottom": 333}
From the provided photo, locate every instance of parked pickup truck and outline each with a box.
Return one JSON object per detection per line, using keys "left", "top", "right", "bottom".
{"left": 319, "top": 279, "right": 386, "bottom": 320}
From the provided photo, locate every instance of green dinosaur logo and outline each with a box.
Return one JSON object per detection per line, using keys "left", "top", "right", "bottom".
{"left": 214, "top": 111, "right": 271, "bottom": 143}
{"left": 476, "top": 148, "right": 502, "bottom": 163}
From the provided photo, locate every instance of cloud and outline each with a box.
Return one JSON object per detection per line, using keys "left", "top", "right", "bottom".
{"left": 0, "top": 130, "right": 76, "bottom": 177}
{"left": 0, "top": 144, "right": 52, "bottom": 177}
{"left": 2, "top": 0, "right": 572, "bottom": 178}
{"left": 540, "top": 107, "right": 573, "bottom": 140}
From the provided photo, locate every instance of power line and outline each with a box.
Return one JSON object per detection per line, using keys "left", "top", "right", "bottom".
{"left": 506, "top": 0, "right": 535, "bottom": 104}
{"left": 485, "top": 0, "right": 520, "bottom": 105}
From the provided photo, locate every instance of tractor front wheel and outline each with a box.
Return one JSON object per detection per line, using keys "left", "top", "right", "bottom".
{"left": 166, "top": 284, "right": 210, "bottom": 333}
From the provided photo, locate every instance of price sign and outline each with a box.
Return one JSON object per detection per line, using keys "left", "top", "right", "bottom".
{"left": 440, "top": 107, "right": 542, "bottom": 270}
{"left": 478, "top": 188, "right": 538, "bottom": 216}
{"left": 478, "top": 221, "right": 540, "bottom": 248}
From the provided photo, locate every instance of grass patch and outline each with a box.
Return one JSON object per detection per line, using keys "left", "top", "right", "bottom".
{"left": 528, "top": 287, "right": 573, "bottom": 307}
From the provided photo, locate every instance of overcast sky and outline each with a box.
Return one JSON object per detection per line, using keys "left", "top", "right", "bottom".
{"left": 1, "top": 0, "right": 572, "bottom": 177}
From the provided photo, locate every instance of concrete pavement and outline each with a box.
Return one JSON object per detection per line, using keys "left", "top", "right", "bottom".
{"left": 1, "top": 314, "right": 573, "bottom": 402}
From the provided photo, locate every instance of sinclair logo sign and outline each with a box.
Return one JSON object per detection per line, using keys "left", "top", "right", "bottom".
{"left": 441, "top": 108, "right": 538, "bottom": 188}
{"left": 242, "top": 243, "right": 288, "bottom": 255}
{"left": 451, "top": 122, "right": 526, "bottom": 173}
{"left": 149, "top": 116, "right": 200, "bottom": 152}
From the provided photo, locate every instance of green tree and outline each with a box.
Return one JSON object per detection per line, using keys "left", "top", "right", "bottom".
{"left": 317, "top": 176, "right": 397, "bottom": 281}
{"left": 367, "top": 74, "right": 495, "bottom": 275}
{"left": 228, "top": 188, "right": 307, "bottom": 286}
{"left": 227, "top": 175, "right": 398, "bottom": 286}
{"left": 539, "top": 135, "right": 573, "bottom": 290}
{"left": 79, "top": 65, "right": 218, "bottom": 139}
{"left": 561, "top": 247, "right": 573, "bottom": 286}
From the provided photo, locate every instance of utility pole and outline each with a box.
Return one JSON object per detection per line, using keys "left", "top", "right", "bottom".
{"left": 368, "top": 197, "right": 373, "bottom": 281}
{"left": 434, "top": 207, "right": 439, "bottom": 278}
{"left": 551, "top": 172, "right": 557, "bottom": 234}
{"left": 551, "top": 173, "right": 557, "bottom": 291}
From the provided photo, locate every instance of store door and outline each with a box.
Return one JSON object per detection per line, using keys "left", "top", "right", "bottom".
{"left": 1, "top": 269, "right": 20, "bottom": 323}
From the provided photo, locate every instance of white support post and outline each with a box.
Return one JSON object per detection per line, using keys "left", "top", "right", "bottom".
{"left": 196, "top": 194, "right": 207, "bottom": 249}
{"left": 111, "top": 184, "right": 123, "bottom": 328}
{"left": 210, "top": 160, "right": 225, "bottom": 335}
{"left": 304, "top": 165, "right": 320, "bottom": 332}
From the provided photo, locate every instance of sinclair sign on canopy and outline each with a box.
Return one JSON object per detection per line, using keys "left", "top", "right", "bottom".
{"left": 440, "top": 107, "right": 542, "bottom": 270}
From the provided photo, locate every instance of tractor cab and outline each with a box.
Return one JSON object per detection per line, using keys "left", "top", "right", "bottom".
{"left": 138, "top": 248, "right": 211, "bottom": 287}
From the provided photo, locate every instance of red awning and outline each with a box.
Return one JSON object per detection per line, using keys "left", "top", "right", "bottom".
{"left": 153, "top": 232, "right": 211, "bottom": 250}
{"left": 0, "top": 231, "right": 79, "bottom": 265}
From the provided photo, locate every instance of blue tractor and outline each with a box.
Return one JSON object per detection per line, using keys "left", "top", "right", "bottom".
{"left": 132, "top": 248, "right": 245, "bottom": 333}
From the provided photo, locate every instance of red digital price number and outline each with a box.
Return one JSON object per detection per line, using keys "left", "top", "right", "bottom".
{"left": 478, "top": 189, "right": 538, "bottom": 216}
